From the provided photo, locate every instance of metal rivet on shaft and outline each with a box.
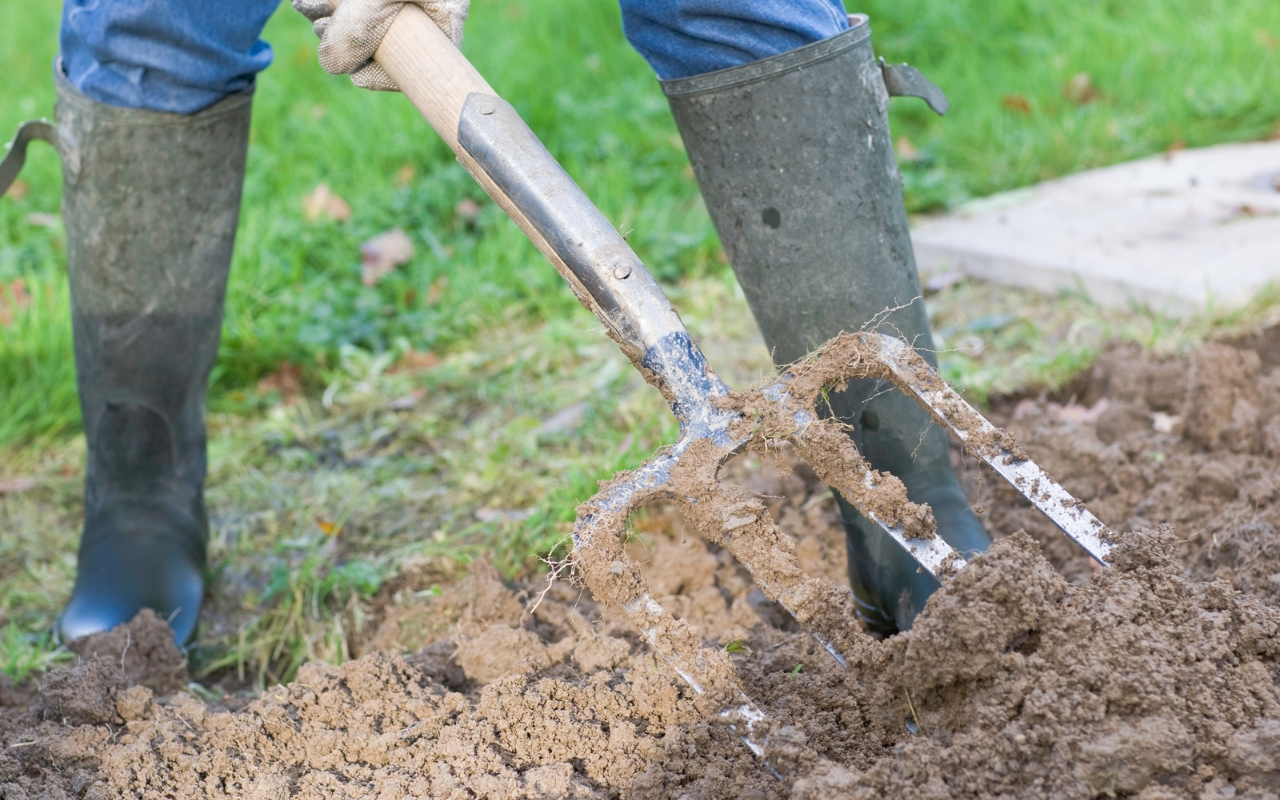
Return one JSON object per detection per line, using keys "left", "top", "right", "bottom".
{"left": 613, "top": 265, "right": 632, "bottom": 280}
{"left": 478, "top": 103, "right": 496, "bottom": 115}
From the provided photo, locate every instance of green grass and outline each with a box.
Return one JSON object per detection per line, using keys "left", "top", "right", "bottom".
{"left": 3, "top": 0, "right": 1280, "bottom": 684}
{"left": 3, "top": 0, "right": 1278, "bottom": 444}
{"left": 1, "top": 622, "right": 68, "bottom": 684}
{"left": 875, "top": 0, "right": 1280, "bottom": 210}
{"left": 927, "top": 282, "right": 1280, "bottom": 406}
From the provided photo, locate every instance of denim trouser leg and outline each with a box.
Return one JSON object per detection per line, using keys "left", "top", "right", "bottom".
{"left": 619, "top": 0, "right": 849, "bottom": 80}
{"left": 59, "top": 0, "right": 281, "bottom": 113}
{"left": 60, "top": 0, "right": 847, "bottom": 111}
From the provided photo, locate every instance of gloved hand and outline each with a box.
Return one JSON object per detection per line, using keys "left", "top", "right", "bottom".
{"left": 293, "top": 0, "right": 469, "bottom": 91}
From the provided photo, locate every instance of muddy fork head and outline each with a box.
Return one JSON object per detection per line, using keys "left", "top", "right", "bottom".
{"left": 350, "top": 18, "right": 1116, "bottom": 764}
{"left": 450, "top": 82, "right": 1119, "bottom": 760}
{"left": 568, "top": 324, "right": 1120, "bottom": 762}
{"left": 566, "top": 326, "right": 957, "bottom": 750}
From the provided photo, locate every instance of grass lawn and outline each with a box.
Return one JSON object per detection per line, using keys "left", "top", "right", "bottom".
{"left": 2, "top": 0, "right": 1279, "bottom": 685}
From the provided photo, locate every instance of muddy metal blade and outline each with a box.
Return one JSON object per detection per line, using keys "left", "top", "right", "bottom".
{"left": 849, "top": 333, "right": 1115, "bottom": 565}
{"left": 755, "top": 382, "right": 967, "bottom": 580}
{"left": 571, "top": 435, "right": 779, "bottom": 760}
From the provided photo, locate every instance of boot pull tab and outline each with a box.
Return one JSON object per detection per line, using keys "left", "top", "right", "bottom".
{"left": 878, "top": 58, "right": 950, "bottom": 116}
{"left": 0, "top": 119, "right": 78, "bottom": 198}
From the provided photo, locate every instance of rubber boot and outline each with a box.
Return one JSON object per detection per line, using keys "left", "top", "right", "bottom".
{"left": 54, "top": 69, "right": 253, "bottom": 645}
{"left": 662, "top": 16, "right": 989, "bottom": 634}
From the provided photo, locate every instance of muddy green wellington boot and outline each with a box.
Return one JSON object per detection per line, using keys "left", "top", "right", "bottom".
{"left": 53, "top": 68, "right": 253, "bottom": 645}
{"left": 662, "top": 15, "right": 989, "bottom": 634}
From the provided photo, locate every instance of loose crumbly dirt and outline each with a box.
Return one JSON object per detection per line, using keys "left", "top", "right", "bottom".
{"left": 965, "top": 326, "right": 1280, "bottom": 594}
{"left": 6, "top": 328, "right": 1280, "bottom": 798}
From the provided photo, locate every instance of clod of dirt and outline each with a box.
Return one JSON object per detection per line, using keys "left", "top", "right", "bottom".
{"left": 1185, "top": 342, "right": 1262, "bottom": 453}
{"left": 404, "top": 638, "right": 467, "bottom": 690}
{"left": 0, "top": 674, "right": 32, "bottom": 708}
{"left": 361, "top": 558, "right": 526, "bottom": 656}
{"left": 645, "top": 540, "right": 718, "bottom": 597}
{"left": 455, "top": 625, "right": 551, "bottom": 683}
{"left": 114, "top": 685, "right": 155, "bottom": 722}
{"left": 572, "top": 634, "right": 631, "bottom": 673}
{"left": 38, "top": 657, "right": 126, "bottom": 726}
{"left": 66, "top": 609, "right": 189, "bottom": 695}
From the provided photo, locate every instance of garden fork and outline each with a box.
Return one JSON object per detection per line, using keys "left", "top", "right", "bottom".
{"left": 353, "top": 4, "right": 1115, "bottom": 761}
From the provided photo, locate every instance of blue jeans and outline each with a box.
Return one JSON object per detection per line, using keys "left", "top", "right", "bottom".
{"left": 60, "top": 0, "right": 280, "bottom": 114}
{"left": 60, "top": 0, "right": 849, "bottom": 112}
{"left": 619, "top": 0, "right": 848, "bottom": 80}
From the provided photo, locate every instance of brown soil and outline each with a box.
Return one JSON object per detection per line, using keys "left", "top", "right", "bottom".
{"left": 6, "top": 329, "right": 1280, "bottom": 798}
{"left": 965, "top": 328, "right": 1280, "bottom": 594}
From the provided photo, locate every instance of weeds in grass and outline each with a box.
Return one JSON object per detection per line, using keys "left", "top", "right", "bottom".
{"left": 0, "top": 274, "right": 77, "bottom": 443}
{"left": 0, "top": 622, "right": 68, "bottom": 683}
{"left": 199, "top": 547, "right": 383, "bottom": 688}
{"left": 931, "top": 280, "right": 1280, "bottom": 403}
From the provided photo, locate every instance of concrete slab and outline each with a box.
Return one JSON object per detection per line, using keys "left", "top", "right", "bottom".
{"left": 910, "top": 140, "right": 1280, "bottom": 314}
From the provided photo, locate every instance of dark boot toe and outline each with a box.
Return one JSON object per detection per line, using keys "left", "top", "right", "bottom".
{"left": 59, "top": 503, "right": 205, "bottom": 645}
{"left": 840, "top": 472, "right": 991, "bottom": 636}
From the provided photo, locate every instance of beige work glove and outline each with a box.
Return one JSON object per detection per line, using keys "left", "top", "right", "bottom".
{"left": 292, "top": 0, "right": 469, "bottom": 91}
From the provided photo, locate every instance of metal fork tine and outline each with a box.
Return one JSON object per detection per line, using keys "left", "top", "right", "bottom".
{"left": 667, "top": 438, "right": 875, "bottom": 668}
{"left": 855, "top": 333, "right": 1114, "bottom": 565}
{"left": 571, "top": 448, "right": 777, "bottom": 759}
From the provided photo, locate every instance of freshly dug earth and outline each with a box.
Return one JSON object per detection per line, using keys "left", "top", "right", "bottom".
{"left": 967, "top": 326, "right": 1280, "bottom": 594}
{"left": 6, "top": 330, "right": 1280, "bottom": 798}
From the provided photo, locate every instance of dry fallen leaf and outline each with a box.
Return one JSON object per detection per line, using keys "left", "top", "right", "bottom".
{"left": 538, "top": 402, "right": 588, "bottom": 435}
{"left": 895, "top": 136, "right": 920, "bottom": 162}
{"left": 303, "top": 183, "right": 351, "bottom": 223}
{"left": 391, "top": 349, "right": 441, "bottom": 374}
{"left": 426, "top": 275, "right": 448, "bottom": 305}
{"left": 0, "top": 279, "right": 31, "bottom": 327}
{"left": 455, "top": 198, "right": 480, "bottom": 220}
{"left": 24, "top": 212, "right": 60, "bottom": 228}
{"left": 360, "top": 228, "right": 415, "bottom": 287}
{"left": 5, "top": 179, "right": 28, "bottom": 200}
{"left": 615, "top": 432, "right": 636, "bottom": 456}
{"left": 316, "top": 516, "right": 342, "bottom": 537}
{"left": 474, "top": 508, "right": 534, "bottom": 523}
{"left": 1062, "top": 72, "right": 1101, "bottom": 105}
{"left": 0, "top": 476, "right": 37, "bottom": 494}
{"left": 924, "top": 270, "right": 965, "bottom": 294}
{"left": 1235, "top": 204, "right": 1277, "bottom": 218}
{"left": 256, "top": 361, "right": 304, "bottom": 404}
{"left": 395, "top": 164, "right": 416, "bottom": 187}
{"left": 1047, "top": 398, "right": 1109, "bottom": 425}
{"left": 1012, "top": 399, "right": 1044, "bottom": 421}
{"left": 1001, "top": 94, "right": 1033, "bottom": 115}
